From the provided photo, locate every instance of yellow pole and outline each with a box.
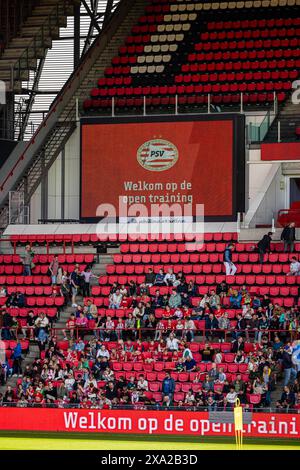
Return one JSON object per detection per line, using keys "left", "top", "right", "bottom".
{"left": 234, "top": 398, "right": 243, "bottom": 450}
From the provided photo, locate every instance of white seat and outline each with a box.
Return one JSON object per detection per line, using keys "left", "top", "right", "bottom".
{"left": 169, "top": 44, "right": 178, "bottom": 52}
{"left": 170, "top": 5, "right": 178, "bottom": 12}
{"left": 181, "top": 14, "right": 188, "bottom": 21}
{"left": 137, "top": 56, "right": 146, "bottom": 64}
{"left": 144, "top": 45, "right": 152, "bottom": 53}
{"left": 138, "top": 66, "right": 147, "bottom": 74}
{"left": 157, "top": 25, "right": 166, "bottom": 33}
{"left": 161, "top": 44, "right": 169, "bottom": 52}
{"left": 146, "top": 55, "right": 155, "bottom": 63}
{"left": 158, "top": 34, "right": 167, "bottom": 43}
{"left": 164, "top": 15, "right": 172, "bottom": 22}
{"left": 152, "top": 45, "right": 161, "bottom": 53}
{"left": 156, "top": 65, "right": 165, "bottom": 73}
{"left": 237, "top": 1, "right": 245, "bottom": 7}
{"left": 166, "top": 24, "right": 174, "bottom": 32}
{"left": 173, "top": 14, "right": 180, "bottom": 22}
{"left": 174, "top": 24, "right": 183, "bottom": 32}
{"left": 261, "top": 0, "right": 270, "bottom": 5}
{"left": 147, "top": 66, "right": 156, "bottom": 73}
{"left": 187, "top": 4, "right": 195, "bottom": 11}
{"left": 130, "top": 67, "right": 138, "bottom": 74}
{"left": 195, "top": 3, "right": 203, "bottom": 10}
{"left": 162, "top": 54, "right": 171, "bottom": 63}
{"left": 178, "top": 4, "right": 187, "bottom": 11}
{"left": 150, "top": 35, "right": 159, "bottom": 43}
{"left": 219, "top": 2, "right": 228, "bottom": 8}
{"left": 167, "top": 34, "right": 176, "bottom": 42}
{"left": 175, "top": 34, "right": 184, "bottom": 41}
{"left": 212, "top": 2, "right": 220, "bottom": 8}
{"left": 182, "top": 24, "right": 191, "bottom": 31}
{"left": 153, "top": 55, "right": 162, "bottom": 63}
{"left": 189, "top": 13, "right": 197, "bottom": 20}
{"left": 245, "top": 1, "right": 253, "bottom": 6}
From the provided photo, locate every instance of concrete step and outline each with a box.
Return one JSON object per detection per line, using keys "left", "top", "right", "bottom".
{"left": 20, "top": 25, "right": 59, "bottom": 39}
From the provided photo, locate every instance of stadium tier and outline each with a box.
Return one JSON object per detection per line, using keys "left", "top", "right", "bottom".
{"left": 83, "top": 0, "right": 300, "bottom": 112}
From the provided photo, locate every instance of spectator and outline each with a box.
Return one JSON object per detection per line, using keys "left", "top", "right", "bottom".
{"left": 81, "top": 267, "right": 97, "bottom": 297}
{"left": 164, "top": 268, "right": 176, "bottom": 286}
{"left": 287, "top": 256, "right": 300, "bottom": 276}
{"left": 154, "top": 269, "right": 166, "bottom": 286}
{"left": 168, "top": 290, "right": 182, "bottom": 309}
{"left": 12, "top": 340, "right": 23, "bottom": 377}
{"left": 205, "top": 313, "right": 218, "bottom": 340}
{"left": 276, "top": 385, "right": 295, "bottom": 410}
{"left": 184, "top": 356, "right": 197, "bottom": 372}
{"left": 223, "top": 243, "right": 237, "bottom": 276}
{"left": 282, "top": 346, "right": 297, "bottom": 387}
{"left": 166, "top": 333, "right": 179, "bottom": 352}
{"left": 225, "top": 387, "right": 238, "bottom": 410}
{"left": 218, "top": 312, "right": 230, "bottom": 342}
{"left": 281, "top": 222, "right": 296, "bottom": 253}
{"left": 184, "top": 317, "right": 196, "bottom": 342}
{"left": 145, "top": 268, "right": 156, "bottom": 287}
{"left": 70, "top": 268, "right": 81, "bottom": 307}
{"left": 22, "top": 245, "right": 34, "bottom": 276}
{"left": 109, "top": 289, "right": 122, "bottom": 309}
{"left": 257, "top": 232, "right": 273, "bottom": 264}
{"left": 162, "top": 372, "right": 175, "bottom": 401}
{"left": 49, "top": 255, "right": 60, "bottom": 285}
{"left": 216, "top": 281, "right": 228, "bottom": 300}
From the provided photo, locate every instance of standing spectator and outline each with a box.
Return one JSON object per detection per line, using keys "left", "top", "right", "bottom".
{"left": 49, "top": 255, "right": 60, "bottom": 285}
{"left": 281, "top": 222, "right": 296, "bottom": 253}
{"left": 12, "top": 340, "right": 23, "bottom": 377}
{"left": 223, "top": 243, "right": 237, "bottom": 276}
{"left": 22, "top": 245, "right": 34, "bottom": 276}
{"left": 81, "top": 267, "right": 97, "bottom": 298}
{"left": 162, "top": 372, "right": 175, "bottom": 402}
{"left": 70, "top": 268, "right": 81, "bottom": 307}
{"left": 257, "top": 232, "right": 273, "bottom": 264}
{"left": 282, "top": 346, "right": 297, "bottom": 387}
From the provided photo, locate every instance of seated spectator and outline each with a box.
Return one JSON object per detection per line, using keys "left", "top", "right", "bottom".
{"left": 276, "top": 385, "right": 295, "bottom": 410}
{"left": 287, "top": 256, "right": 300, "bottom": 276}
{"left": 154, "top": 269, "right": 166, "bottom": 286}
{"left": 184, "top": 316, "right": 196, "bottom": 342}
{"left": 201, "top": 343, "right": 215, "bottom": 362}
{"left": 209, "top": 290, "right": 220, "bottom": 310}
{"left": 62, "top": 313, "right": 76, "bottom": 340}
{"left": 137, "top": 375, "right": 148, "bottom": 391}
{"left": 218, "top": 312, "right": 230, "bottom": 341}
{"left": 184, "top": 356, "right": 197, "bottom": 372}
{"left": 205, "top": 313, "right": 218, "bottom": 340}
{"left": 145, "top": 268, "right": 156, "bottom": 286}
{"left": 109, "top": 289, "right": 123, "bottom": 309}
{"left": 0, "top": 286, "right": 7, "bottom": 298}
{"left": 166, "top": 333, "right": 179, "bottom": 352}
{"left": 168, "top": 290, "right": 182, "bottom": 309}
{"left": 216, "top": 281, "right": 228, "bottom": 300}
{"left": 164, "top": 268, "right": 176, "bottom": 286}
{"left": 229, "top": 289, "right": 242, "bottom": 309}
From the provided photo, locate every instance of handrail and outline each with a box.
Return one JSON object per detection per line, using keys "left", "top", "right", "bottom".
{"left": 0, "top": 0, "right": 130, "bottom": 196}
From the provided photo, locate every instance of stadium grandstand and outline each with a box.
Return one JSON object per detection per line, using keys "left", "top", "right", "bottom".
{"left": 0, "top": 0, "right": 300, "bottom": 452}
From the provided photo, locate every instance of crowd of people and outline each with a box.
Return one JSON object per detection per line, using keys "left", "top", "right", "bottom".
{"left": 0, "top": 226, "right": 299, "bottom": 411}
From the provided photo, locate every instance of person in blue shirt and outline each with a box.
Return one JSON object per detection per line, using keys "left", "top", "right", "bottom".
{"left": 162, "top": 372, "right": 175, "bottom": 401}
{"left": 12, "top": 340, "right": 22, "bottom": 377}
{"left": 223, "top": 243, "right": 237, "bottom": 276}
{"left": 184, "top": 356, "right": 197, "bottom": 372}
{"left": 154, "top": 269, "right": 166, "bottom": 286}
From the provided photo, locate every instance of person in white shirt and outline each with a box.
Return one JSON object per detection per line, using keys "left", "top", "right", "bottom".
{"left": 287, "top": 256, "right": 300, "bottom": 276}
{"left": 0, "top": 286, "right": 7, "bottom": 298}
{"left": 137, "top": 375, "right": 149, "bottom": 391}
{"left": 166, "top": 333, "right": 179, "bottom": 351}
{"left": 164, "top": 268, "right": 176, "bottom": 286}
{"left": 109, "top": 289, "right": 123, "bottom": 309}
{"left": 225, "top": 387, "right": 238, "bottom": 409}
{"left": 81, "top": 267, "right": 98, "bottom": 297}
{"left": 64, "top": 373, "right": 75, "bottom": 391}
{"left": 96, "top": 345, "right": 110, "bottom": 360}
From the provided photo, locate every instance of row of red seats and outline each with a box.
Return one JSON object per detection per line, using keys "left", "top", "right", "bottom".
{"left": 0, "top": 255, "right": 21, "bottom": 264}
{"left": 200, "top": 27, "right": 300, "bottom": 40}
{"left": 5, "top": 286, "right": 58, "bottom": 295}
{"left": 102, "top": 273, "right": 300, "bottom": 285}
{"left": 105, "top": 263, "right": 296, "bottom": 275}
{"left": 187, "top": 50, "right": 300, "bottom": 63}
{"left": 2, "top": 340, "right": 29, "bottom": 352}
{"left": 11, "top": 233, "right": 216, "bottom": 242}
{"left": 24, "top": 297, "right": 65, "bottom": 307}
{"left": 92, "top": 81, "right": 292, "bottom": 98}
{"left": 0, "top": 275, "right": 51, "bottom": 285}
{"left": 190, "top": 38, "right": 300, "bottom": 52}
{"left": 119, "top": 244, "right": 299, "bottom": 257}
{"left": 4, "top": 307, "right": 58, "bottom": 317}
{"left": 32, "top": 254, "right": 94, "bottom": 264}
{"left": 83, "top": 92, "right": 286, "bottom": 110}
{"left": 207, "top": 18, "right": 300, "bottom": 30}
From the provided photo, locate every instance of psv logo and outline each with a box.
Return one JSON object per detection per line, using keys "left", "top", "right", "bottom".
{"left": 137, "top": 139, "right": 178, "bottom": 172}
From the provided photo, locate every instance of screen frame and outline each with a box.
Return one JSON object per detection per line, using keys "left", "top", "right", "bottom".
{"left": 80, "top": 113, "right": 245, "bottom": 223}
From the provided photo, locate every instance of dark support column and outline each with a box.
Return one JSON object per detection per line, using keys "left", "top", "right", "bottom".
{"left": 40, "top": 150, "right": 48, "bottom": 220}
{"left": 61, "top": 148, "right": 65, "bottom": 220}
{"left": 74, "top": 2, "right": 81, "bottom": 69}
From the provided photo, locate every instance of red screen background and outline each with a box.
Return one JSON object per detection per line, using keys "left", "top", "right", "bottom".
{"left": 81, "top": 120, "right": 234, "bottom": 218}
